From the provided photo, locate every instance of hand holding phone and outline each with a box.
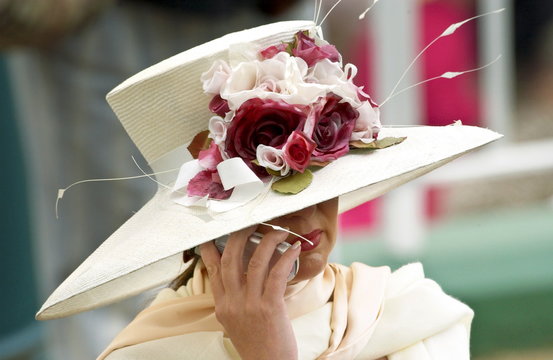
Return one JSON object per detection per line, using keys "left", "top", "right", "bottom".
{"left": 213, "top": 232, "right": 299, "bottom": 282}
{"left": 199, "top": 228, "right": 301, "bottom": 360}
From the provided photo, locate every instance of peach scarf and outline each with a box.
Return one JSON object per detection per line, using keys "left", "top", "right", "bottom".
{"left": 98, "top": 261, "right": 390, "bottom": 359}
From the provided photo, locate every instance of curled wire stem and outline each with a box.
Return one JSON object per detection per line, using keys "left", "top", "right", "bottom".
{"left": 359, "top": 0, "right": 379, "bottom": 20}
{"left": 55, "top": 157, "right": 181, "bottom": 219}
{"left": 260, "top": 222, "right": 314, "bottom": 245}
{"left": 318, "top": 0, "right": 343, "bottom": 27}
{"left": 382, "top": 55, "right": 502, "bottom": 106}
{"left": 379, "top": 8, "right": 505, "bottom": 107}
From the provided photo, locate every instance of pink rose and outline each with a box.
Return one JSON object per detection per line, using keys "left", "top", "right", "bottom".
{"left": 198, "top": 141, "right": 224, "bottom": 169}
{"left": 283, "top": 131, "right": 316, "bottom": 173}
{"left": 311, "top": 94, "right": 358, "bottom": 161}
{"left": 225, "top": 98, "right": 307, "bottom": 162}
{"left": 208, "top": 95, "right": 230, "bottom": 117}
{"left": 186, "top": 142, "right": 232, "bottom": 200}
{"left": 187, "top": 169, "right": 232, "bottom": 200}
{"left": 351, "top": 101, "right": 381, "bottom": 142}
{"left": 351, "top": 88, "right": 381, "bottom": 141}
{"left": 292, "top": 31, "right": 341, "bottom": 67}
{"left": 357, "top": 86, "right": 379, "bottom": 107}
{"left": 260, "top": 43, "right": 288, "bottom": 59}
{"left": 257, "top": 145, "right": 289, "bottom": 176}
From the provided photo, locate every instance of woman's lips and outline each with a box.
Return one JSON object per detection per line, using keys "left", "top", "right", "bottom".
{"left": 296, "top": 229, "right": 322, "bottom": 251}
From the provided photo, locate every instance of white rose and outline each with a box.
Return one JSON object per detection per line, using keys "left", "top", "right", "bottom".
{"left": 256, "top": 145, "right": 290, "bottom": 176}
{"left": 225, "top": 61, "right": 258, "bottom": 93}
{"left": 201, "top": 60, "right": 231, "bottom": 95}
{"left": 221, "top": 61, "right": 260, "bottom": 109}
{"left": 258, "top": 52, "right": 290, "bottom": 87}
{"left": 222, "top": 53, "right": 324, "bottom": 109}
{"left": 307, "top": 61, "right": 362, "bottom": 107}
{"left": 262, "top": 53, "right": 325, "bottom": 105}
{"left": 307, "top": 58, "right": 345, "bottom": 84}
{"left": 208, "top": 115, "right": 227, "bottom": 145}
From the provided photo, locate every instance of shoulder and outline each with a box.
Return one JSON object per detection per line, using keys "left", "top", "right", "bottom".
{"left": 386, "top": 262, "right": 426, "bottom": 296}
{"left": 149, "top": 285, "right": 190, "bottom": 306}
{"left": 105, "top": 331, "right": 240, "bottom": 360}
{"left": 383, "top": 262, "right": 473, "bottom": 324}
{"left": 358, "top": 262, "right": 474, "bottom": 359}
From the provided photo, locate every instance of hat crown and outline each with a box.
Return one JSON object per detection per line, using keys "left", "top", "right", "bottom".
{"left": 106, "top": 20, "right": 316, "bottom": 165}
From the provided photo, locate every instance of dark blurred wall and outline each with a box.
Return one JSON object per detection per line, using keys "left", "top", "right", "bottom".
{"left": 0, "top": 57, "right": 40, "bottom": 358}
{"left": 514, "top": 0, "right": 553, "bottom": 71}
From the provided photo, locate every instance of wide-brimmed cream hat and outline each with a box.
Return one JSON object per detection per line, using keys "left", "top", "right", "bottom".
{"left": 37, "top": 20, "right": 501, "bottom": 320}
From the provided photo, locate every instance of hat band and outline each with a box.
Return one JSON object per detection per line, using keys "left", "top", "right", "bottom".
{"left": 149, "top": 143, "right": 192, "bottom": 185}
{"left": 148, "top": 143, "right": 270, "bottom": 215}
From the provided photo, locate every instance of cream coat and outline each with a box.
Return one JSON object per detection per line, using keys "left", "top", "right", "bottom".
{"left": 104, "top": 263, "right": 473, "bottom": 359}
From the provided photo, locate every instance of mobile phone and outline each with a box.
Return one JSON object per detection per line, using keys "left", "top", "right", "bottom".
{"left": 213, "top": 232, "right": 299, "bottom": 282}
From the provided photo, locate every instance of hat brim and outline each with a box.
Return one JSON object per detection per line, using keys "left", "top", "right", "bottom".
{"left": 36, "top": 124, "right": 501, "bottom": 320}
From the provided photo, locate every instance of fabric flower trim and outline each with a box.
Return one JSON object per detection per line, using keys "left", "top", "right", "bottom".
{"left": 172, "top": 29, "right": 404, "bottom": 210}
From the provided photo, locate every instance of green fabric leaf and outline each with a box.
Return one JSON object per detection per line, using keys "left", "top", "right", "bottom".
{"left": 251, "top": 160, "right": 281, "bottom": 176}
{"left": 309, "top": 159, "right": 330, "bottom": 167}
{"left": 350, "top": 136, "right": 406, "bottom": 150}
{"left": 266, "top": 168, "right": 281, "bottom": 177}
{"left": 272, "top": 169, "right": 313, "bottom": 194}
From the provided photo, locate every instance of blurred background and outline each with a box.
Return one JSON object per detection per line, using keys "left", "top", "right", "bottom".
{"left": 1, "top": 0, "right": 551, "bottom": 359}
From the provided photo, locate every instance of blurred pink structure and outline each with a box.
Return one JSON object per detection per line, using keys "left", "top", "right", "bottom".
{"left": 339, "top": 0, "right": 481, "bottom": 234}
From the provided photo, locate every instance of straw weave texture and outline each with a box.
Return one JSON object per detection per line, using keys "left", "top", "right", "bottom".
{"left": 107, "top": 20, "right": 314, "bottom": 164}
{"left": 37, "top": 125, "right": 501, "bottom": 320}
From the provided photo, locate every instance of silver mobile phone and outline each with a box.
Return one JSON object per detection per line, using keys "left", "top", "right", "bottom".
{"left": 213, "top": 232, "right": 299, "bottom": 282}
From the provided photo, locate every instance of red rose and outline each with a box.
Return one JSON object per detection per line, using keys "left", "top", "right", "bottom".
{"left": 283, "top": 131, "right": 316, "bottom": 172}
{"left": 292, "top": 31, "right": 340, "bottom": 67}
{"left": 225, "top": 98, "right": 307, "bottom": 162}
{"left": 208, "top": 94, "right": 230, "bottom": 117}
{"left": 311, "top": 94, "right": 358, "bottom": 161}
{"left": 260, "top": 43, "right": 288, "bottom": 59}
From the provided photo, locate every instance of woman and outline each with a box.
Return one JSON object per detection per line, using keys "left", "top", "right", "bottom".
{"left": 37, "top": 19, "right": 500, "bottom": 359}
{"left": 98, "top": 197, "right": 474, "bottom": 359}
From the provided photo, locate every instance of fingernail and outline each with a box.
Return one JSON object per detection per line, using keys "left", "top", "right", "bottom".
{"left": 292, "top": 240, "right": 301, "bottom": 249}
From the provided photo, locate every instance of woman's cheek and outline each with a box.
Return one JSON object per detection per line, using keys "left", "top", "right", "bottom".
{"left": 296, "top": 251, "right": 328, "bottom": 280}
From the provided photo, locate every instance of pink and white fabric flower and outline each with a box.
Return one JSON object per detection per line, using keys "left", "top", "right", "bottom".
{"left": 292, "top": 31, "right": 341, "bottom": 67}
{"left": 351, "top": 101, "right": 381, "bottom": 143}
{"left": 256, "top": 145, "right": 289, "bottom": 176}
{"left": 208, "top": 116, "right": 227, "bottom": 145}
{"left": 309, "top": 94, "right": 358, "bottom": 162}
{"left": 173, "top": 28, "right": 382, "bottom": 210}
{"left": 201, "top": 59, "right": 231, "bottom": 95}
{"left": 283, "top": 131, "right": 316, "bottom": 172}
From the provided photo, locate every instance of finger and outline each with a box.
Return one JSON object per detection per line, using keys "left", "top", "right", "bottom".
{"left": 264, "top": 241, "right": 301, "bottom": 300}
{"left": 199, "top": 241, "right": 224, "bottom": 299}
{"left": 245, "top": 230, "right": 288, "bottom": 298}
{"left": 220, "top": 226, "right": 255, "bottom": 294}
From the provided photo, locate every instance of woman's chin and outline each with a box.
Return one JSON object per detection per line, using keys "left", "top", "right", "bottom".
{"left": 292, "top": 253, "right": 328, "bottom": 282}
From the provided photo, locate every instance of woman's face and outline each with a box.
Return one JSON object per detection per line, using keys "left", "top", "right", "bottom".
{"left": 257, "top": 197, "right": 339, "bottom": 283}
